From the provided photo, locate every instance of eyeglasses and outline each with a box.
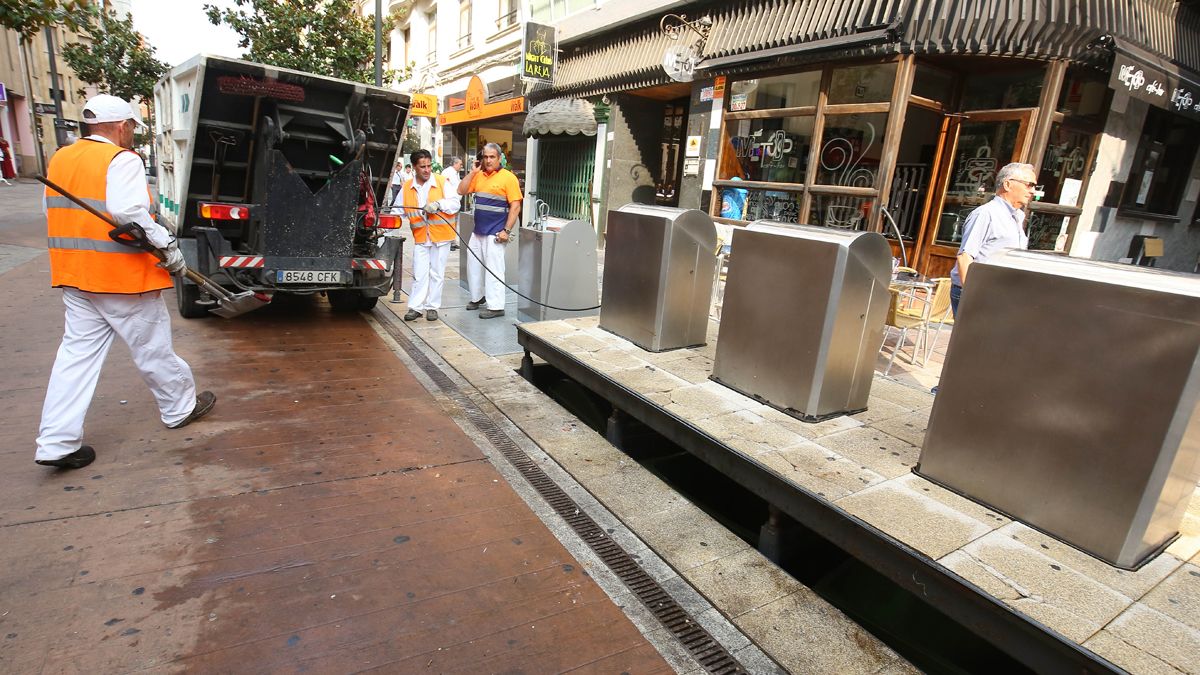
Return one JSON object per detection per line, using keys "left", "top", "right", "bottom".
{"left": 1009, "top": 179, "right": 1038, "bottom": 189}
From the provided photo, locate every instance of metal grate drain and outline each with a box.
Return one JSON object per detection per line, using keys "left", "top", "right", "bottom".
{"left": 374, "top": 311, "right": 747, "bottom": 674}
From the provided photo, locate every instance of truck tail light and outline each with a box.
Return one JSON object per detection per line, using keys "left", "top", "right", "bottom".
{"left": 376, "top": 214, "right": 401, "bottom": 229}
{"left": 199, "top": 202, "right": 250, "bottom": 220}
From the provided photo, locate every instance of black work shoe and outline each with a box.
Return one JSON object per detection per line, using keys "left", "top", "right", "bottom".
{"left": 36, "top": 445, "right": 96, "bottom": 470}
{"left": 403, "top": 309, "right": 422, "bottom": 321}
{"left": 426, "top": 310, "right": 438, "bottom": 321}
{"left": 168, "top": 391, "right": 217, "bottom": 429}
{"left": 479, "top": 309, "right": 505, "bottom": 319}
{"left": 465, "top": 298, "right": 485, "bottom": 310}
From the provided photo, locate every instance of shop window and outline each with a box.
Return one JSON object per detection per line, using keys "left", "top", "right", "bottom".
{"left": 428, "top": 11, "right": 437, "bottom": 56}
{"left": 1027, "top": 213, "right": 1067, "bottom": 251}
{"left": 1038, "top": 125, "right": 1092, "bottom": 207}
{"left": 736, "top": 188, "right": 803, "bottom": 223}
{"left": 1121, "top": 107, "right": 1200, "bottom": 217}
{"left": 723, "top": 116, "right": 813, "bottom": 183}
{"left": 730, "top": 70, "right": 820, "bottom": 111}
{"left": 657, "top": 103, "right": 687, "bottom": 206}
{"left": 936, "top": 118, "right": 1023, "bottom": 245}
{"left": 961, "top": 69, "right": 1043, "bottom": 110}
{"left": 816, "top": 113, "right": 887, "bottom": 187}
{"left": 1057, "top": 70, "right": 1110, "bottom": 126}
{"left": 827, "top": 63, "right": 896, "bottom": 105}
{"left": 811, "top": 194, "right": 873, "bottom": 230}
{"left": 911, "top": 64, "right": 954, "bottom": 103}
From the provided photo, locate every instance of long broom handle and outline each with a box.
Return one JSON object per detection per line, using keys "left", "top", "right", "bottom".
{"left": 35, "top": 174, "right": 231, "bottom": 298}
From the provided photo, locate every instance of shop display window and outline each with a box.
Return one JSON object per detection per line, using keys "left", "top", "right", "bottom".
{"left": 811, "top": 194, "right": 873, "bottom": 230}
{"left": 911, "top": 65, "right": 955, "bottom": 102}
{"left": 828, "top": 63, "right": 897, "bottom": 105}
{"left": 961, "top": 69, "right": 1043, "bottom": 110}
{"left": 722, "top": 116, "right": 813, "bottom": 183}
{"left": 816, "top": 113, "right": 887, "bottom": 186}
{"left": 1026, "top": 213, "right": 1067, "bottom": 251}
{"left": 736, "top": 188, "right": 803, "bottom": 223}
{"left": 729, "top": 70, "right": 820, "bottom": 111}
{"left": 1057, "top": 70, "right": 1111, "bottom": 126}
{"left": 1121, "top": 107, "right": 1200, "bottom": 218}
{"left": 1037, "top": 125, "right": 1092, "bottom": 207}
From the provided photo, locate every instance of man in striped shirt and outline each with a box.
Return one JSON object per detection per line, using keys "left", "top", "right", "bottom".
{"left": 457, "top": 142, "right": 522, "bottom": 319}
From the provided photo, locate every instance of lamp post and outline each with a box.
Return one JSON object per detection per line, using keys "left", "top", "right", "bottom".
{"left": 374, "top": 0, "right": 383, "bottom": 87}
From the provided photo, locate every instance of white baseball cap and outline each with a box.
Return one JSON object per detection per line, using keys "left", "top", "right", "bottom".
{"left": 82, "top": 94, "right": 146, "bottom": 129}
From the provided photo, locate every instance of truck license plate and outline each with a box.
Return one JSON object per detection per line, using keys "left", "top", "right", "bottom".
{"left": 277, "top": 270, "right": 344, "bottom": 284}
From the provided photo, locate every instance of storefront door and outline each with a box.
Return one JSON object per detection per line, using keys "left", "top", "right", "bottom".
{"left": 918, "top": 110, "right": 1034, "bottom": 277}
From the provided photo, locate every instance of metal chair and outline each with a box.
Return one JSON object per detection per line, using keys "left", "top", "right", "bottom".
{"left": 881, "top": 287, "right": 929, "bottom": 375}
{"left": 920, "top": 277, "right": 955, "bottom": 361}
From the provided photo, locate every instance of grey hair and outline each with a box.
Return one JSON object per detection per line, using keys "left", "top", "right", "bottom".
{"left": 483, "top": 142, "right": 503, "bottom": 156}
{"left": 995, "top": 162, "right": 1035, "bottom": 192}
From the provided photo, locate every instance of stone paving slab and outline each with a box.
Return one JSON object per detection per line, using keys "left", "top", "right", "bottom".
{"left": 517, "top": 316, "right": 1200, "bottom": 672}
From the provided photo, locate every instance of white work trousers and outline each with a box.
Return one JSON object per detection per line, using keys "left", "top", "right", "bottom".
{"left": 35, "top": 288, "right": 197, "bottom": 461}
{"left": 467, "top": 232, "right": 508, "bottom": 311}
{"left": 409, "top": 241, "right": 451, "bottom": 312}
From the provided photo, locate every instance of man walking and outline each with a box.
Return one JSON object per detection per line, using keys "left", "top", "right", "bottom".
{"left": 458, "top": 143, "right": 521, "bottom": 319}
{"left": 950, "top": 162, "right": 1035, "bottom": 315}
{"left": 36, "top": 94, "right": 215, "bottom": 470}
{"left": 441, "top": 157, "right": 463, "bottom": 192}
{"left": 399, "top": 149, "right": 460, "bottom": 322}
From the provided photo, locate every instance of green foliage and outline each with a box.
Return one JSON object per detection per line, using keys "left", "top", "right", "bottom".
{"left": 204, "top": 0, "right": 402, "bottom": 85}
{"left": 60, "top": 10, "right": 169, "bottom": 102}
{"left": 0, "top": 0, "right": 95, "bottom": 43}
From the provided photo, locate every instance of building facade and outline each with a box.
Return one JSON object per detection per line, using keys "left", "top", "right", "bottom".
{"left": 530, "top": 0, "right": 1200, "bottom": 274}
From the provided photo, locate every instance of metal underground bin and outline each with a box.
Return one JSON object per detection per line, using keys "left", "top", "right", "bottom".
{"left": 599, "top": 204, "right": 717, "bottom": 351}
{"left": 457, "top": 211, "right": 520, "bottom": 291}
{"left": 517, "top": 217, "right": 599, "bottom": 322}
{"left": 710, "top": 222, "right": 892, "bottom": 421}
{"left": 917, "top": 250, "right": 1200, "bottom": 569}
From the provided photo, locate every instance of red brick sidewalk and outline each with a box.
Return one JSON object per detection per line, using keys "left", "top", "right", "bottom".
{"left": 0, "top": 254, "right": 669, "bottom": 673}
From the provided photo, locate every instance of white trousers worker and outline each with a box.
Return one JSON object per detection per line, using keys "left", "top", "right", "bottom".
{"left": 408, "top": 241, "right": 451, "bottom": 312}
{"left": 35, "top": 288, "right": 197, "bottom": 461}
{"left": 467, "top": 232, "right": 507, "bottom": 311}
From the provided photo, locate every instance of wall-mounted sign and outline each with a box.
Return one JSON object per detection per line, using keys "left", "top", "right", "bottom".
{"left": 411, "top": 93, "right": 438, "bottom": 118}
{"left": 438, "top": 75, "right": 525, "bottom": 125}
{"left": 685, "top": 135, "right": 702, "bottom": 157}
{"left": 699, "top": 86, "right": 713, "bottom": 102}
{"left": 683, "top": 157, "right": 700, "bottom": 176}
{"left": 0, "top": 83, "right": 7, "bottom": 108}
{"left": 521, "top": 22, "right": 556, "bottom": 83}
{"left": 1109, "top": 49, "right": 1200, "bottom": 122}
{"left": 34, "top": 102, "right": 58, "bottom": 115}
{"left": 663, "top": 42, "right": 700, "bottom": 83}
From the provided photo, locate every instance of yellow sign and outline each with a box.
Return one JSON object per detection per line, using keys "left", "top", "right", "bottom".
{"left": 438, "top": 76, "right": 526, "bottom": 125}
{"left": 466, "top": 76, "right": 486, "bottom": 119}
{"left": 411, "top": 93, "right": 438, "bottom": 118}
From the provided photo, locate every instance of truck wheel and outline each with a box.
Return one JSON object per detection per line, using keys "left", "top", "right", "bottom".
{"left": 174, "top": 277, "right": 210, "bottom": 319}
{"left": 328, "top": 290, "right": 377, "bottom": 312}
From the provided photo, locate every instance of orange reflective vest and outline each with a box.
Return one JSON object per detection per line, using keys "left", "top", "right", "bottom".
{"left": 45, "top": 139, "right": 170, "bottom": 294}
{"left": 402, "top": 174, "right": 457, "bottom": 244}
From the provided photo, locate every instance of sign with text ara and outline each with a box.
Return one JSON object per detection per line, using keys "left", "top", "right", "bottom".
{"left": 522, "top": 22, "right": 556, "bottom": 84}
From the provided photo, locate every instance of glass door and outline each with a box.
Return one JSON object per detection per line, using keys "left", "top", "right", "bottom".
{"left": 919, "top": 110, "right": 1034, "bottom": 278}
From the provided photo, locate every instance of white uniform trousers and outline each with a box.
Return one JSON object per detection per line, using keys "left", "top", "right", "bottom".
{"left": 36, "top": 288, "right": 197, "bottom": 461}
{"left": 408, "top": 241, "right": 451, "bottom": 312}
{"left": 466, "top": 232, "right": 508, "bottom": 311}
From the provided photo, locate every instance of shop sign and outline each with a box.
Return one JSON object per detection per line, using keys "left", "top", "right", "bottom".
{"left": 521, "top": 22, "right": 556, "bottom": 83}
{"left": 713, "top": 76, "right": 725, "bottom": 98}
{"left": 34, "top": 101, "right": 59, "bottom": 115}
{"left": 438, "top": 75, "right": 525, "bottom": 125}
{"left": 663, "top": 42, "right": 700, "bottom": 83}
{"left": 1110, "top": 52, "right": 1200, "bottom": 121}
{"left": 700, "top": 86, "right": 713, "bottom": 102}
{"left": 0, "top": 83, "right": 7, "bottom": 108}
{"left": 730, "top": 93, "right": 748, "bottom": 112}
{"left": 411, "top": 93, "right": 438, "bottom": 118}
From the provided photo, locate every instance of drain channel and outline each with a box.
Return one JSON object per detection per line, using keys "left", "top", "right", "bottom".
{"left": 373, "top": 311, "right": 746, "bottom": 674}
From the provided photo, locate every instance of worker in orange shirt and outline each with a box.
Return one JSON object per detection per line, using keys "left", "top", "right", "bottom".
{"left": 457, "top": 142, "right": 521, "bottom": 319}
{"left": 398, "top": 149, "right": 460, "bottom": 321}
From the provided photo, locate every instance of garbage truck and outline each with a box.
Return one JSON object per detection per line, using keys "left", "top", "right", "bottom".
{"left": 152, "top": 55, "right": 410, "bottom": 317}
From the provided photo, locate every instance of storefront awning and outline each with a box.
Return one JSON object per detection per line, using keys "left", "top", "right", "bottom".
{"left": 698, "top": 26, "right": 896, "bottom": 70}
{"left": 522, "top": 98, "right": 597, "bottom": 138}
{"left": 1109, "top": 39, "right": 1200, "bottom": 122}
